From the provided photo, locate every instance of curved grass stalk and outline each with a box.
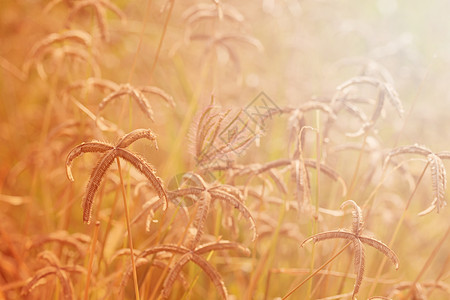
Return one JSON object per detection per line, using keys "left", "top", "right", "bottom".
{"left": 148, "top": 0, "right": 175, "bottom": 83}
{"left": 302, "top": 200, "right": 399, "bottom": 299}
{"left": 97, "top": 186, "right": 120, "bottom": 270}
{"left": 245, "top": 195, "right": 286, "bottom": 299}
{"left": 307, "top": 124, "right": 321, "bottom": 299}
{"left": 127, "top": 0, "right": 153, "bottom": 83}
{"left": 404, "top": 225, "right": 450, "bottom": 299}
{"left": 282, "top": 241, "right": 352, "bottom": 299}
{"left": 345, "top": 132, "right": 369, "bottom": 200}
{"left": 161, "top": 54, "right": 210, "bottom": 178}
{"left": 367, "top": 162, "right": 429, "bottom": 297}
{"left": 146, "top": 205, "right": 199, "bottom": 300}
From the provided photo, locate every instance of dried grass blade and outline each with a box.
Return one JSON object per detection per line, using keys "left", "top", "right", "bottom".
{"left": 115, "top": 148, "right": 168, "bottom": 210}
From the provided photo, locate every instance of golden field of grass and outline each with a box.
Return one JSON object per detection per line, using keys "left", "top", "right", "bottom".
{"left": 1, "top": 1, "right": 450, "bottom": 299}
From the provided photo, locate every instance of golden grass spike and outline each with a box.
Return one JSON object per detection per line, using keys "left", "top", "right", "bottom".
{"left": 168, "top": 187, "right": 203, "bottom": 199}
{"left": 22, "top": 266, "right": 74, "bottom": 300}
{"left": 384, "top": 144, "right": 449, "bottom": 214}
{"left": 115, "top": 128, "right": 158, "bottom": 149}
{"left": 337, "top": 76, "right": 404, "bottom": 118}
{"left": 188, "top": 191, "right": 211, "bottom": 249}
{"left": 23, "top": 30, "right": 92, "bottom": 74}
{"left": 115, "top": 148, "right": 168, "bottom": 209}
{"left": 195, "top": 109, "right": 229, "bottom": 162}
{"left": 120, "top": 257, "right": 148, "bottom": 292}
{"left": 162, "top": 252, "right": 193, "bottom": 299}
{"left": 301, "top": 231, "right": 357, "bottom": 247}
{"left": 66, "top": 129, "right": 167, "bottom": 223}
{"left": 208, "top": 189, "right": 257, "bottom": 241}
{"left": 352, "top": 239, "right": 365, "bottom": 297}
{"left": 195, "top": 105, "right": 217, "bottom": 156}
{"left": 301, "top": 200, "right": 398, "bottom": 298}
{"left": 119, "top": 244, "right": 190, "bottom": 295}
{"left": 437, "top": 151, "right": 450, "bottom": 159}
{"left": 189, "top": 253, "right": 228, "bottom": 299}
{"left": 110, "top": 248, "right": 143, "bottom": 263}
{"left": 139, "top": 86, "right": 176, "bottom": 107}
{"left": 82, "top": 151, "right": 116, "bottom": 223}
{"left": 131, "top": 193, "right": 190, "bottom": 231}
{"left": 65, "top": 142, "right": 114, "bottom": 181}
{"left": 67, "top": 0, "right": 126, "bottom": 42}
{"left": 341, "top": 200, "right": 364, "bottom": 235}
{"left": 386, "top": 144, "right": 433, "bottom": 160}
{"left": 427, "top": 153, "right": 447, "bottom": 213}
{"left": 386, "top": 280, "right": 450, "bottom": 299}
{"left": 180, "top": 172, "right": 208, "bottom": 189}
{"left": 268, "top": 169, "right": 288, "bottom": 194}
{"left": 121, "top": 258, "right": 190, "bottom": 293}
{"left": 342, "top": 101, "right": 370, "bottom": 123}
{"left": 37, "top": 250, "right": 61, "bottom": 267}
{"left": 358, "top": 237, "right": 399, "bottom": 269}
{"left": 63, "top": 77, "right": 119, "bottom": 96}
{"left": 152, "top": 260, "right": 189, "bottom": 289}
{"left": 194, "top": 241, "right": 251, "bottom": 256}
{"left": 98, "top": 84, "right": 155, "bottom": 121}
{"left": 237, "top": 158, "right": 347, "bottom": 195}
{"left": 141, "top": 245, "right": 190, "bottom": 258}
{"left": 26, "top": 30, "right": 92, "bottom": 60}
{"left": 183, "top": 3, "right": 244, "bottom": 25}
{"left": 22, "top": 267, "right": 56, "bottom": 296}
{"left": 51, "top": 45, "right": 101, "bottom": 75}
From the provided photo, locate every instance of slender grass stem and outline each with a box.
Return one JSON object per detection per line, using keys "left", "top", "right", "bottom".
{"left": 148, "top": 0, "right": 175, "bottom": 84}
{"left": 367, "top": 162, "right": 429, "bottom": 296}
{"left": 84, "top": 221, "right": 100, "bottom": 300}
{"left": 116, "top": 158, "right": 140, "bottom": 300}
{"left": 147, "top": 204, "right": 198, "bottom": 300}
{"left": 405, "top": 225, "right": 450, "bottom": 299}
{"left": 127, "top": 0, "right": 153, "bottom": 83}
{"left": 282, "top": 241, "right": 352, "bottom": 300}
